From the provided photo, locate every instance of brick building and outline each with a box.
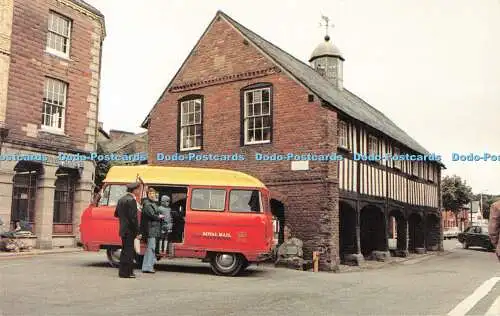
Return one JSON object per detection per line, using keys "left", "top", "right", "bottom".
{"left": 142, "top": 11, "right": 443, "bottom": 270}
{"left": 0, "top": 0, "right": 105, "bottom": 248}
{"left": 442, "top": 202, "right": 486, "bottom": 231}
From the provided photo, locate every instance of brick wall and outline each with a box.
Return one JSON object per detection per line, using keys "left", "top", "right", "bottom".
{"left": 5, "top": 0, "right": 103, "bottom": 153}
{"left": 148, "top": 16, "right": 340, "bottom": 269}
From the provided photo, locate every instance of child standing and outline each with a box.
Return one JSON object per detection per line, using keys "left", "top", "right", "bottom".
{"left": 158, "top": 195, "right": 173, "bottom": 253}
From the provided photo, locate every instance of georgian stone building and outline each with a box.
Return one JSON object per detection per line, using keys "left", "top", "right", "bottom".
{"left": 0, "top": 0, "right": 105, "bottom": 248}
{"left": 143, "top": 11, "right": 443, "bottom": 270}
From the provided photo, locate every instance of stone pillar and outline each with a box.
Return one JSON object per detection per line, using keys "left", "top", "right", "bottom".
{"left": 395, "top": 218, "right": 409, "bottom": 257}
{"left": 438, "top": 213, "right": 444, "bottom": 251}
{"left": 350, "top": 209, "right": 364, "bottom": 265}
{"left": 0, "top": 0, "right": 14, "bottom": 123}
{"left": 0, "top": 157, "right": 17, "bottom": 227}
{"left": 34, "top": 166, "right": 57, "bottom": 249}
{"left": 407, "top": 219, "right": 412, "bottom": 252}
{"left": 72, "top": 161, "right": 95, "bottom": 244}
{"left": 355, "top": 208, "right": 361, "bottom": 254}
{"left": 423, "top": 212, "right": 428, "bottom": 250}
{"left": 383, "top": 209, "right": 389, "bottom": 251}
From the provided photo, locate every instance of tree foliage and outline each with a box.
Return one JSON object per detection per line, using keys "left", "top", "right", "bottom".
{"left": 472, "top": 194, "right": 500, "bottom": 219}
{"left": 442, "top": 175, "right": 472, "bottom": 219}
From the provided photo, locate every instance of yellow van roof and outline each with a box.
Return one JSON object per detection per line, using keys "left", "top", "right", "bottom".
{"left": 103, "top": 165, "right": 266, "bottom": 188}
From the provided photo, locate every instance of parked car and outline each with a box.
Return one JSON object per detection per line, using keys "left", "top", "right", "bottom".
{"left": 457, "top": 225, "right": 494, "bottom": 251}
{"left": 443, "top": 227, "right": 460, "bottom": 239}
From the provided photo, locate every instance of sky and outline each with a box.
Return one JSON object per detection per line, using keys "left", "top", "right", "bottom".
{"left": 85, "top": 0, "right": 500, "bottom": 194}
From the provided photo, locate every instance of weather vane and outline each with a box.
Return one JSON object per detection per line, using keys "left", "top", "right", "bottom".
{"left": 319, "top": 15, "right": 335, "bottom": 38}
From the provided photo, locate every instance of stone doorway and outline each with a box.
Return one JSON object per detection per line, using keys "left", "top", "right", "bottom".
{"left": 270, "top": 199, "right": 285, "bottom": 245}
{"left": 426, "top": 213, "right": 440, "bottom": 251}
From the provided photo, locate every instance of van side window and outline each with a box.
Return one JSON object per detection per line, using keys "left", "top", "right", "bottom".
{"left": 99, "top": 185, "right": 127, "bottom": 206}
{"left": 230, "top": 190, "right": 261, "bottom": 213}
{"left": 191, "top": 189, "right": 226, "bottom": 211}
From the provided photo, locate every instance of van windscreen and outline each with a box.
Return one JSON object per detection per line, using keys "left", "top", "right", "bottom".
{"left": 99, "top": 184, "right": 127, "bottom": 206}
{"left": 229, "top": 190, "right": 261, "bottom": 213}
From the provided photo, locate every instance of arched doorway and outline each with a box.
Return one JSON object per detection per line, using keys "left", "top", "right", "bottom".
{"left": 426, "top": 213, "right": 440, "bottom": 251}
{"left": 10, "top": 161, "right": 43, "bottom": 232}
{"left": 360, "top": 205, "right": 386, "bottom": 257}
{"left": 270, "top": 199, "right": 285, "bottom": 245}
{"left": 339, "top": 201, "right": 357, "bottom": 261}
{"left": 408, "top": 212, "right": 425, "bottom": 252}
{"left": 388, "top": 209, "right": 407, "bottom": 255}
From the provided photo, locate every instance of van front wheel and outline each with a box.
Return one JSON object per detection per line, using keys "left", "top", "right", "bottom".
{"left": 210, "top": 253, "right": 244, "bottom": 276}
{"left": 106, "top": 248, "right": 121, "bottom": 267}
{"left": 106, "top": 248, "right": 144, "bottom": 268}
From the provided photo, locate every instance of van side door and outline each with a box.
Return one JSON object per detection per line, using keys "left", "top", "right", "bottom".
{"left": 227, "top": 188, "right": 267, "bottom": 251}
{"left": 183, "top": 187, "right": 232, "bottom": 250}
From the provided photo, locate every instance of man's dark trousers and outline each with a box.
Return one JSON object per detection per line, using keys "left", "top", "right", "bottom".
{"left": 119, "top": 235, "right": 135, "bottom": 277}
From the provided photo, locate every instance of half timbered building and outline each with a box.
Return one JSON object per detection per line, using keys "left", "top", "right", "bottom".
{"left": 143, "top": 11, "right": 443, "bottom": 270}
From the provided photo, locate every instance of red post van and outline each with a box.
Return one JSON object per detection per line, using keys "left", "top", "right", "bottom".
{"left": 80, "top": 165, "right": 274, "bottom": 276}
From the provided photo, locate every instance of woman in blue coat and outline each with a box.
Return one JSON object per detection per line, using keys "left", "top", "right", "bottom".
{"left": 140, "top": 187, "right": 164, "bottom": 273}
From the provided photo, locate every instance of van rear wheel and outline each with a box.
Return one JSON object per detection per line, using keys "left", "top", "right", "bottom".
{"left": 210, "top": 253, "right": 244, "bottom": 276}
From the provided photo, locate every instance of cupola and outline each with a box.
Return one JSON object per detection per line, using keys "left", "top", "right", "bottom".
{"left": 309, "top": 21, "right": 344, "bottom": 90}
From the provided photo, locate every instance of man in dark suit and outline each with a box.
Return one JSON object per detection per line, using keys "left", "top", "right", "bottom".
{"left": 114, "top": 182, "right": 142, "bottom": 278}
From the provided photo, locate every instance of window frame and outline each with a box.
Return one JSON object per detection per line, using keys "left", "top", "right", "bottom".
{"left": 41, "top": 77, "right": 68, "bottom": 132}
{"left": 228, "top": 189, "right": 263, "bottom": 213}
{"left": 338, "top": 120, "right": 349, "bottom": 150}
{"left": 393, "top": 147, "right": 401, "bottom": 170}
{"left": 240, "top": 83, "right": 273, "bottom": 146}
{"left": 10, "top": 171, "right": 38, "bottom": 225}
{"left": 53, "top": 174, "right": 76, "bottom": 224}
{"left": 177, "top": 95, "right": 203, "bottom": 152}
{"left": 368, "top": 135, "right": 379, "bottom": 155}
{"left": 189, "top": 188, "right": 226, "bottom": 212}
{"left": 46, "top": 11, "right": 72, "bottom": 58}
{"left": 412, "top": 161, "right": 419, "bottom": 176}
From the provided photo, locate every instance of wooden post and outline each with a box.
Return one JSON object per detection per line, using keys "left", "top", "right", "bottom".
{"left": 313, "top": 251, "right": 319, "bottom": 272}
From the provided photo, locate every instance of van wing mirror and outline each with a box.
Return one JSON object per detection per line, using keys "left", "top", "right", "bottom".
{"left": 91, "top": 192, "right": 102, "bottom": 206}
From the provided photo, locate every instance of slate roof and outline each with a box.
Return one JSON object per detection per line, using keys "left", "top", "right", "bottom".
{"left": 101, "top": 132, "right": 147, "bottom": 153}
{"left": 71, "top": 0, "right": 104, "bottom": 17}
{"left": 143, "top": 10, "right": 433, "bottom": 157}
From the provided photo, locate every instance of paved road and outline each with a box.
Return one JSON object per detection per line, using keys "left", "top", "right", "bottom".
{"left": 1, "top": 240, "right": 499, "bottom": 316}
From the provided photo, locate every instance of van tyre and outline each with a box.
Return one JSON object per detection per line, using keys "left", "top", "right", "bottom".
{"left": 106, "top": 248, "right": 144, "bottom": 268}
{"left": 106, "top": 248, "right": 121, "bottom": 268}
{"left": 210, "top": 253, "right": 245, "bottom": 276}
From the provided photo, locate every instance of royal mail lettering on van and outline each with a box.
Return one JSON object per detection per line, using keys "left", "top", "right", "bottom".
{"left": 201, "top": 232, "right": 232, "bottom": 239}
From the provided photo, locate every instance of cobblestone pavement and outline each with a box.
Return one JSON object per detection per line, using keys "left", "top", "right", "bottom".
{"left": 1, "top": 239, "right": 499, "bottom": 316}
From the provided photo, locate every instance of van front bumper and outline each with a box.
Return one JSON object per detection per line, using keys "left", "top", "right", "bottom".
{"left": 254, "top": 252, "right": 273, "bottom": 262}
